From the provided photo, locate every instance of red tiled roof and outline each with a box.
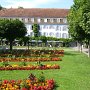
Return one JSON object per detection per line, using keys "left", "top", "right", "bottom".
{"left": 0, "top": 8, "right": 69, "bottom": 18}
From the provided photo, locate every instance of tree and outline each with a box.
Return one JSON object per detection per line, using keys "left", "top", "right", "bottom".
{"left": 0, "top": 5, "right": 3, "bottom": 10}
{"left": 79, "top": 0, "right": 90, "bottom": 57}
{"left": 40, "top": 36, "right": 47, "bottom": 47}
{"left": 32, "top": 23, "right": 40, "bottom": 37}
{"left": 67, "top": 0, "right": 90, "bottom": 56}
{"left": 0, "top": 19, "right": 27, "bottom": 52}
{"left": 67, "top": 0, "right": 86, "bottom": 52}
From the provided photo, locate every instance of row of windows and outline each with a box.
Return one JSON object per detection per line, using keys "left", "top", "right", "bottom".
{"left": 30, "top": 32, "right": 68, "bottom": 38}
{"left": 2, "top": 17, "right": 67, "bottom": 23}
{"left": 26, "top": 25, "right": 68, "bottom": 31}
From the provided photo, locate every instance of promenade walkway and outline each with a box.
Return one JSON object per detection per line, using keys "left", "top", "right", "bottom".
{"left": 72, "top": 47, "right": 88, "bottom": 56}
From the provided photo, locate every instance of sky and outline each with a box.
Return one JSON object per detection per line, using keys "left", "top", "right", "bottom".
{"left": 0, "top": 0, "right": 74, "bottom": 9}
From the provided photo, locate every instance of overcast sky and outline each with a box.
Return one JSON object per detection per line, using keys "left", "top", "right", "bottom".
{"left": 0, "top": 0, "right": 74, "bottom": 9}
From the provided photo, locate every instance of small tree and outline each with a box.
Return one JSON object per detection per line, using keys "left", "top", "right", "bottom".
{"left": 32, "top": 23, "right": 40, "bottom": 37}
{"left": 0, "top": 19, "right": 27, "bottom": 52}
{"left": 40, "top": 36, "right": 47, "bottom": 47}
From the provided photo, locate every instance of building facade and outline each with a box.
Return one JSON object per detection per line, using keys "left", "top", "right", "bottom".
{"left": 0, "top": 8, "right": 69, "bottom": 38}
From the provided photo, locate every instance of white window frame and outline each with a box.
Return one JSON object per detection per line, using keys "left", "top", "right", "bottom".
{"left": 63, "top": 18, "right": 67, "bottom": 23}
{"left": 50, "top": 18, "right": 53, "bottom": 23}
{"left": 25, "top": 18, "right": 28, "bottom": 23}
{"left": 31, "top": 18, "right": 34, "bottom": 23}
{"left": 37, "top": 18, "right": 41, "bottom": 23}
{"left": 44, "top": 18, "right": 47, "bottom": 22}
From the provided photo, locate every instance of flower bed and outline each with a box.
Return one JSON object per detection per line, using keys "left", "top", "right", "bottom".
{"left": 0, "top": 57, "right": 62, "bottom": 62}
{"left": 0, "top": 49, "right": 64, "bottom": 57}
{"left": 0, "top": 64, "right": 60, "bottom": 70}
{"left": 0, "top": 73, "right": 56, "bottom": 90}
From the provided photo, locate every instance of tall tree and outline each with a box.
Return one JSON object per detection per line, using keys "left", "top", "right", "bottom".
{"left": 79, "top": 0, "right": 90, "bottom": 57}
{"left": 67, "top": 0, "right": 90, "bottom": 56}
{"left": 0, "top": 19, "right": 27, "bottom": 52}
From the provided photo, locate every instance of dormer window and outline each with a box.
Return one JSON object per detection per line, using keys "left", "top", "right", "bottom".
{"left": 63, "top": 18, "right": 67, "bottom": 23}
{"left": 37, "top": 18, "right": 41, "bottom": 23}
{"left": 57, "top": 18, "right": 62, "bottom": 23}
{"left": 44, "top": 18, "right": 47, "bottom": 22}
{"left": 31, "top": 18, "right": 34, "bottom": 23}
{"left": 19, "top": 18, "right": 23, "bottom": 21}
{"left": 50, "top": 18, "right": 53, "bottom": 23}
{"left": 25, "top": 18, "right": 28, "bottom": 23}
{"left": 57, "top": 18, "right": 60, "bottom": 23}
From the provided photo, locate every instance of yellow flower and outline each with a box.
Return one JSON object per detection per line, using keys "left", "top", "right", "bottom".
{"left": 34, "top": 83, "right": 37, "bottom": 86}
{"left": 6, "top": 88, "right": 9, "bottom": 90}
{"left": 46, "top": 64, "right": 51, "bottom": 67}
{"left": 12, "top": 64, "right": 18, "bottom": 67}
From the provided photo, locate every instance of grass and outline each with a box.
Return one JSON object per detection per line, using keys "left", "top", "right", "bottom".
{"left": 0, "top": 47, "right": 90, "bottom": 90}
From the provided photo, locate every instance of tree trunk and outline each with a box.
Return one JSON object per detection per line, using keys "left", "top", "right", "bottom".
{"left": 88, "top": 41, "right": 90, "bottom": 57}
{"left": 77, "top": 41, "right": 80, "bottom": 52}
{"left": 10, "top": 40, "right": 13, "bottom": 52}
{"left": 80, "top": 43, "right": 82, "bottom": 53}
{"left": 1, "top": 38, "right": 3, "bottom": 46}
{"left": 28, "top": 41, "right": 29, "bottom": 50}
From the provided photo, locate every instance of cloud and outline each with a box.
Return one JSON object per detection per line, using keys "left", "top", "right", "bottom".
{"left": 3, "top": 0, "right": 60, "bottom": 8}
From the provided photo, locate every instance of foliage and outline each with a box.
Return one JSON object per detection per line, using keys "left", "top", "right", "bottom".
{"left": 67, "top": 0, "right": 86, "bottom": 42}
{"left": 32, "top": 23, "right": 40, "bottom": 37}
{"left": 20, "top": 61, "right": 27, "bottom": 66}
{"left": 0, "top": 5, "right": 3, "bottom": 10}
{"left": 20, "top": 36, "right": 29, "bottom": 46}
{"left": 0, "top": 48, "right": 90, "bottom": 90}
{"left": 0, "top": 19, "right": 27, "bottom": 51}
{"left": 38, "top": 72, "right": 45, "bottom": 83}
{"left": 39, "top": 36, "right": 47, "bottom": 43}
{"left": 2, "top": 61, "right": 10, "bottom": 67}
{"left": 67, "top": 0, "right": 90, "bottom": 56}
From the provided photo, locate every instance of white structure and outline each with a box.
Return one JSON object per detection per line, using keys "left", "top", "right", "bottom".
{"left": 0, "top": 8, "right": 69, "bottom": 38}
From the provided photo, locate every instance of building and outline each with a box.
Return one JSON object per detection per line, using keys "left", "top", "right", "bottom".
{"left": 0, "top": 8, "right": 69, "bottom": 38}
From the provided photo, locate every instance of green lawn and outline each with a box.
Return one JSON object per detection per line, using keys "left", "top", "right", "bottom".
{"left": 0, "top": 48, "right": 90, "bottom": 90}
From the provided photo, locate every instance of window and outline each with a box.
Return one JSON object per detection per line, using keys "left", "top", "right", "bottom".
{"left": 19, "top": 18, "right": 23, "bottom": 21}
{"left": 31, "top": 18, "right": 34, "bottom": 23}
{"left": 43, "top": 25, "right": 48, "bottom": 29}
{"left": 63, "top": 18, "right": 67, "bottom": 23}
{"left": 63, "top": 26, "right": 67, "bottom": 31}
{"left": 44, "top": 18, "right": 47, "bottom": 22}
{"left": 56, "top": 26, "right": 61, "bottom": 31}
{"left": 57, "top": 18, "right": 60, "bottom": 23}
{"left": 37, "top": 18, "right": 41, "bottom": 23}
{"left": 62, "top": 33, "right": 68, "bottom": 38}
{"left": 49, "top": 32, "right": 54, "bottom": 37}
{"left": 56, "top": 33, "right": 60, "bottom": 37}
{"left": 47, "top": 19, "right": 50, "bottom": 22}
{"left": 49, "top": 25, "right": 54, "bottom": 29}
{"left": 25, "top": 18, "right": 28, "bottom": 23}
{"left": 50, "top": 18, "right": 53, "bottom": 23}
{"left": 42, "top": 32, "right": 47, "bottom": 36}
{"left": 56, "top": 26, "right": 59, "bottom": 30}
{"left": 40, "top": 26, "right": 42, "bottom": 30}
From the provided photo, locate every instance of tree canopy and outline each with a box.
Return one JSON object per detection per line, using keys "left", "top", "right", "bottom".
{"left": 0, "top": 19, "right": 27, "bottom": 51}
{"left": 32, "top": 23, "right": 40, "bottom": 37}
{"left": 67, "top": 0, "right": 90, "bottom": 57}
